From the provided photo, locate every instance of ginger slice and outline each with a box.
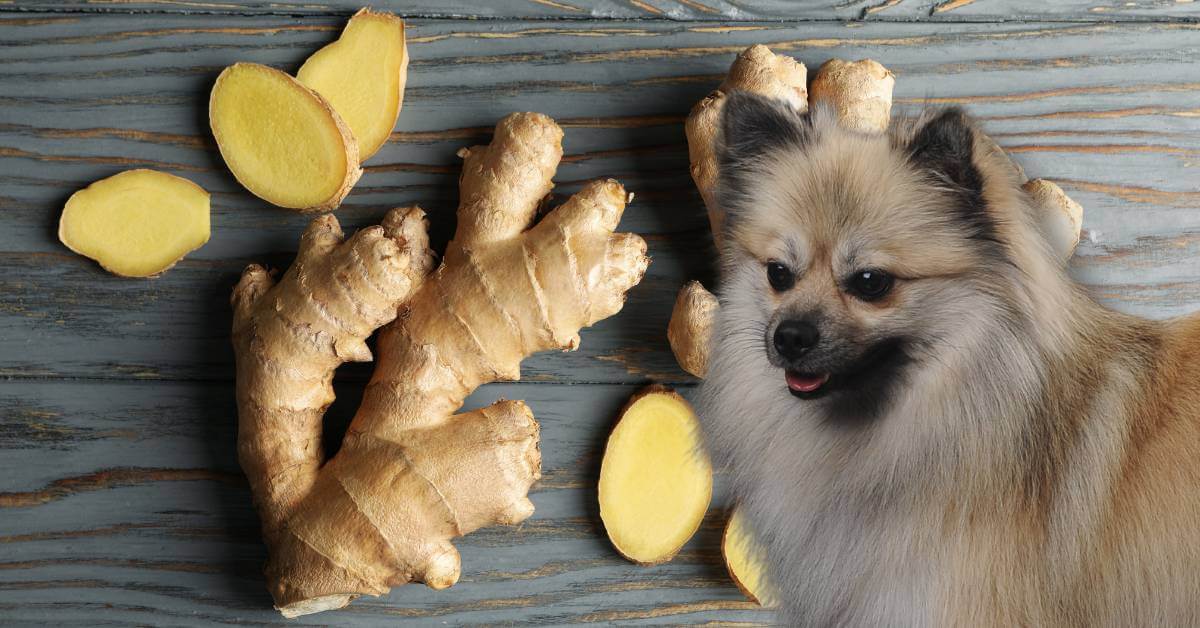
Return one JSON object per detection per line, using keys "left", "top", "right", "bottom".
{"left": 599, "top": 386, "right": 712, "bottom": 565}
{"left": 297, "top": 8, "right": 407, "bottom": 162}
{"left": 58, "top": 169, "right": 210, "bottom": 277}
{"left": 723, "top": 508, "right": 779, "bottom": 607}
{"left": 210, "top": 62, "right": 360, "bottom": 212}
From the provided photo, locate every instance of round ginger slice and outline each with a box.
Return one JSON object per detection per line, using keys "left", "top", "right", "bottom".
{"left": 58, "top": 169, "right": 210, "bottom": 278}
{"left": 209, "top": 62, "right": 361, "bottom": 212}
{"left": 297, "top": 8, "right": 407, "bottom": 162}
{"left": 723, "top": 508, "right": 779, "bottom": 607}
{"left": 599, "top": 385, "right": 713, "bottom": 565}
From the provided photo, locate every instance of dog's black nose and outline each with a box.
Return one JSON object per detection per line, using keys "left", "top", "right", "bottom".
{"left": 774, "top": 320, "right": 819, "bottom": 359}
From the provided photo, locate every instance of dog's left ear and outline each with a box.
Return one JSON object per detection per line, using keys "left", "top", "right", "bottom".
{"left": 906, "top": 108, "right": 985, "bottom": 207}
{"left": 718, "top": 91, "right": 811, "bottom": 174}
{"left": 716, "top": 92, "right": 811, "bottom": 234}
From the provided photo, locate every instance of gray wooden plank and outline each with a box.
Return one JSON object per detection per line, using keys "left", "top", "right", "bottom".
{"left": 0, "top": 379, "right": 768, "bottom": 626}
{"left": 3, "top": 15, "right": 1200, "bottom": 381}
{"left": 8, "top": 0, "right": 1200, "bottom": 22}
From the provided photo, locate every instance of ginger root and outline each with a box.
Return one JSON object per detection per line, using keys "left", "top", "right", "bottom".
{"left": 233, "top": 112, "right": 648, "bottom": 616}
{"left": 667, "top": 280, "right": 719, "bottom": 378}
{"left": 808, "top": 58, "right": 895, "bottom": 134}
{"left": 210, "top": 62, "right": 360, "bottom": 212}
{"left": 669, "top": 46, "right": 1087, "bottom": 379}
{"left": 599, "top": 386, "right": 712, "bottom": 565}
{"left": 1024, "top": 178, "right": 1085, "bottom": 261}
{"left": 58, "top": 169, "right": 210, "bottom": 277}
{"left": 298, "top": 9, "right": 407, "bottom": 162}
{"left": 723, "top": 507, "right": 778, "bottom": 607}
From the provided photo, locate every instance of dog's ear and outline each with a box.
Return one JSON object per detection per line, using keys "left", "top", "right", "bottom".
{"left": 718, "top": 91, "right": 811, "bottom": 173}
{"left": 907, "top": 108, "right": 985, "bottom": 206}
{"left": 907, "top": 108, "right": 994, "bottom": 241}
{"left": 717, "top": 91, "right": 811, "bottom": 232}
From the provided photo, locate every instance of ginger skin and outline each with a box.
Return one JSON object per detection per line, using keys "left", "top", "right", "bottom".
{"left": 667, "top": 281, "right": 719, "bottom": 378}
{"left": 808, "top": 58, "right": 895, "bottom": 134}
{"left": 233, "top": 112, "right": 648, "bottom": 617}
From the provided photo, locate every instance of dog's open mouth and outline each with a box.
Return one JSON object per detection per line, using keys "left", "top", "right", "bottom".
{"left": 782, "top": 339, "right": 910, "bottom": 402}
{"left": 785, "top": 370, "right": 831, "bottom": 399}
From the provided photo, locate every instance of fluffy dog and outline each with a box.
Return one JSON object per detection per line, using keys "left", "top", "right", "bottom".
{"left": 698, "top": 92, "right": 1200, "bottom": 626}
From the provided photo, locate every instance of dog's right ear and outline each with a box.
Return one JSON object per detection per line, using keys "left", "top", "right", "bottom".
{"left": 717, "top": 92, "right": 811, "bottom": 229}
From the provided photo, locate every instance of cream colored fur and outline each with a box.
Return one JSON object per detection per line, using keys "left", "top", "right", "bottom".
{"left": 700, "top": 103, "right": 1200, "bottom": 626}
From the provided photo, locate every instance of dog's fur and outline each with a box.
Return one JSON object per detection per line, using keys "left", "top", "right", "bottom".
{"left": 699, "top": 93, "right": 1200, "bottom": 626}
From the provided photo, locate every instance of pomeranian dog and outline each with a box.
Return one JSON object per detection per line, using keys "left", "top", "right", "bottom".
{"left": 698, "top": 92, "right": 1200, "bottom": 626}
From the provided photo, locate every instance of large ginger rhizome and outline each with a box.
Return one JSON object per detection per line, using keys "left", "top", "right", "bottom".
{"left": 232, "top": 112, "right": 649, "bottom": 617}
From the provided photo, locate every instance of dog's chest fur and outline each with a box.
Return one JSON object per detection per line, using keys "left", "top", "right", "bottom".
{"left": 730, "top": 391, "right": 1044, "bottom": 626}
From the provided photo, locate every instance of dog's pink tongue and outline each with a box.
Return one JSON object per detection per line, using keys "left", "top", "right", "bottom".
{"left": 786, "top": 371, "right": 830, "bottom": 393}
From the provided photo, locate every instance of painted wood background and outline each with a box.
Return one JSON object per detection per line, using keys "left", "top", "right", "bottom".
{"left": 2, "top": 1, "right": 1199, "bottom": 625}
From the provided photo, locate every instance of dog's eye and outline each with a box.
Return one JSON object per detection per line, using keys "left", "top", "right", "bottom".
{"left": 766, "top": 261, "right": 794, "bottom": 292}
{"left": 848, "top": 269, "right": 894, "bottom": 301}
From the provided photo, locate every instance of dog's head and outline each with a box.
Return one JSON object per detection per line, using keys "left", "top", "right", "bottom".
{"left": 713, "top": 93, "right": 1035, "bottom": 422}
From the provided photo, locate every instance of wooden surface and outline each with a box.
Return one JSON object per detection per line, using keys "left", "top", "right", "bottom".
{"left": 2, "top": 1, "right": 1199, "bottom": 625}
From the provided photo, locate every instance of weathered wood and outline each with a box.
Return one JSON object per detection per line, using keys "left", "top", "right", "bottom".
{"left": 2, "top": 6, "right": 1200, "bottom": 625}
{"left": 3, "top": 16, "right": 1200, "bottom": 382}
{"left": 0, "top": 380, "right": 766, "bottom": 626}
{"left": 8, "top": 0, "right": 1200, "bottom": 22}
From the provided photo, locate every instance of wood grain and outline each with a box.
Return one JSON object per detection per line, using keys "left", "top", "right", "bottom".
{"left": 0, "top": 380, "right": 767, "bottom": 626}
{"left": 4, "top": 16, "right": 1200, "bottom": 381}
{"left": 1, "top": 5, "right": 1198, "bottom": 625}
{"left": 9, "top": 0, "right": 1200, "bottom": 22}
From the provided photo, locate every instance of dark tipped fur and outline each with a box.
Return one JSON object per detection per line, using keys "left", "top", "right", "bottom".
{"left": 716, "top": 91, "right": 812, "bottom": 235}
{"left": 906, "top": 108, "right": 995, "bottom": 245}
{"left": 719, "top": 91, "right": 811, "bottom": 167}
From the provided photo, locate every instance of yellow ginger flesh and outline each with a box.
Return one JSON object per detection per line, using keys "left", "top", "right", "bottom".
{"left": 231, "top": 112, "right": 648, "bottom": 617}
{"left": 298, "top": 8, "right": 407, "bottom": 161}
{"left": 210, "top": 62, "right": 360, "bottom": 212}
{"left": 58, "top": 169, "right": 210, "bottom": 277}
{"left": 599, "top": 386, "right": 712, "bottom": 564}
{"left": 723, "top": 508, "right": 779, "bottom": 607}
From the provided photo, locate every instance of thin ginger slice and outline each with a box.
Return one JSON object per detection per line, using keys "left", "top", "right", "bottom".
{"left": 297, "top": 8, "right": 407, "bottom": 162}
{"left": 210, "top": 62, "right": 360, "bottom": 212}
{"left": 599, "top": 386, "right": 712, "bottom": 565}
{"left": 58, "top": 169, "right": 210, "bottom": 277}
{"left": 723, "top": 508, "right": 779, "bottom": 607}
